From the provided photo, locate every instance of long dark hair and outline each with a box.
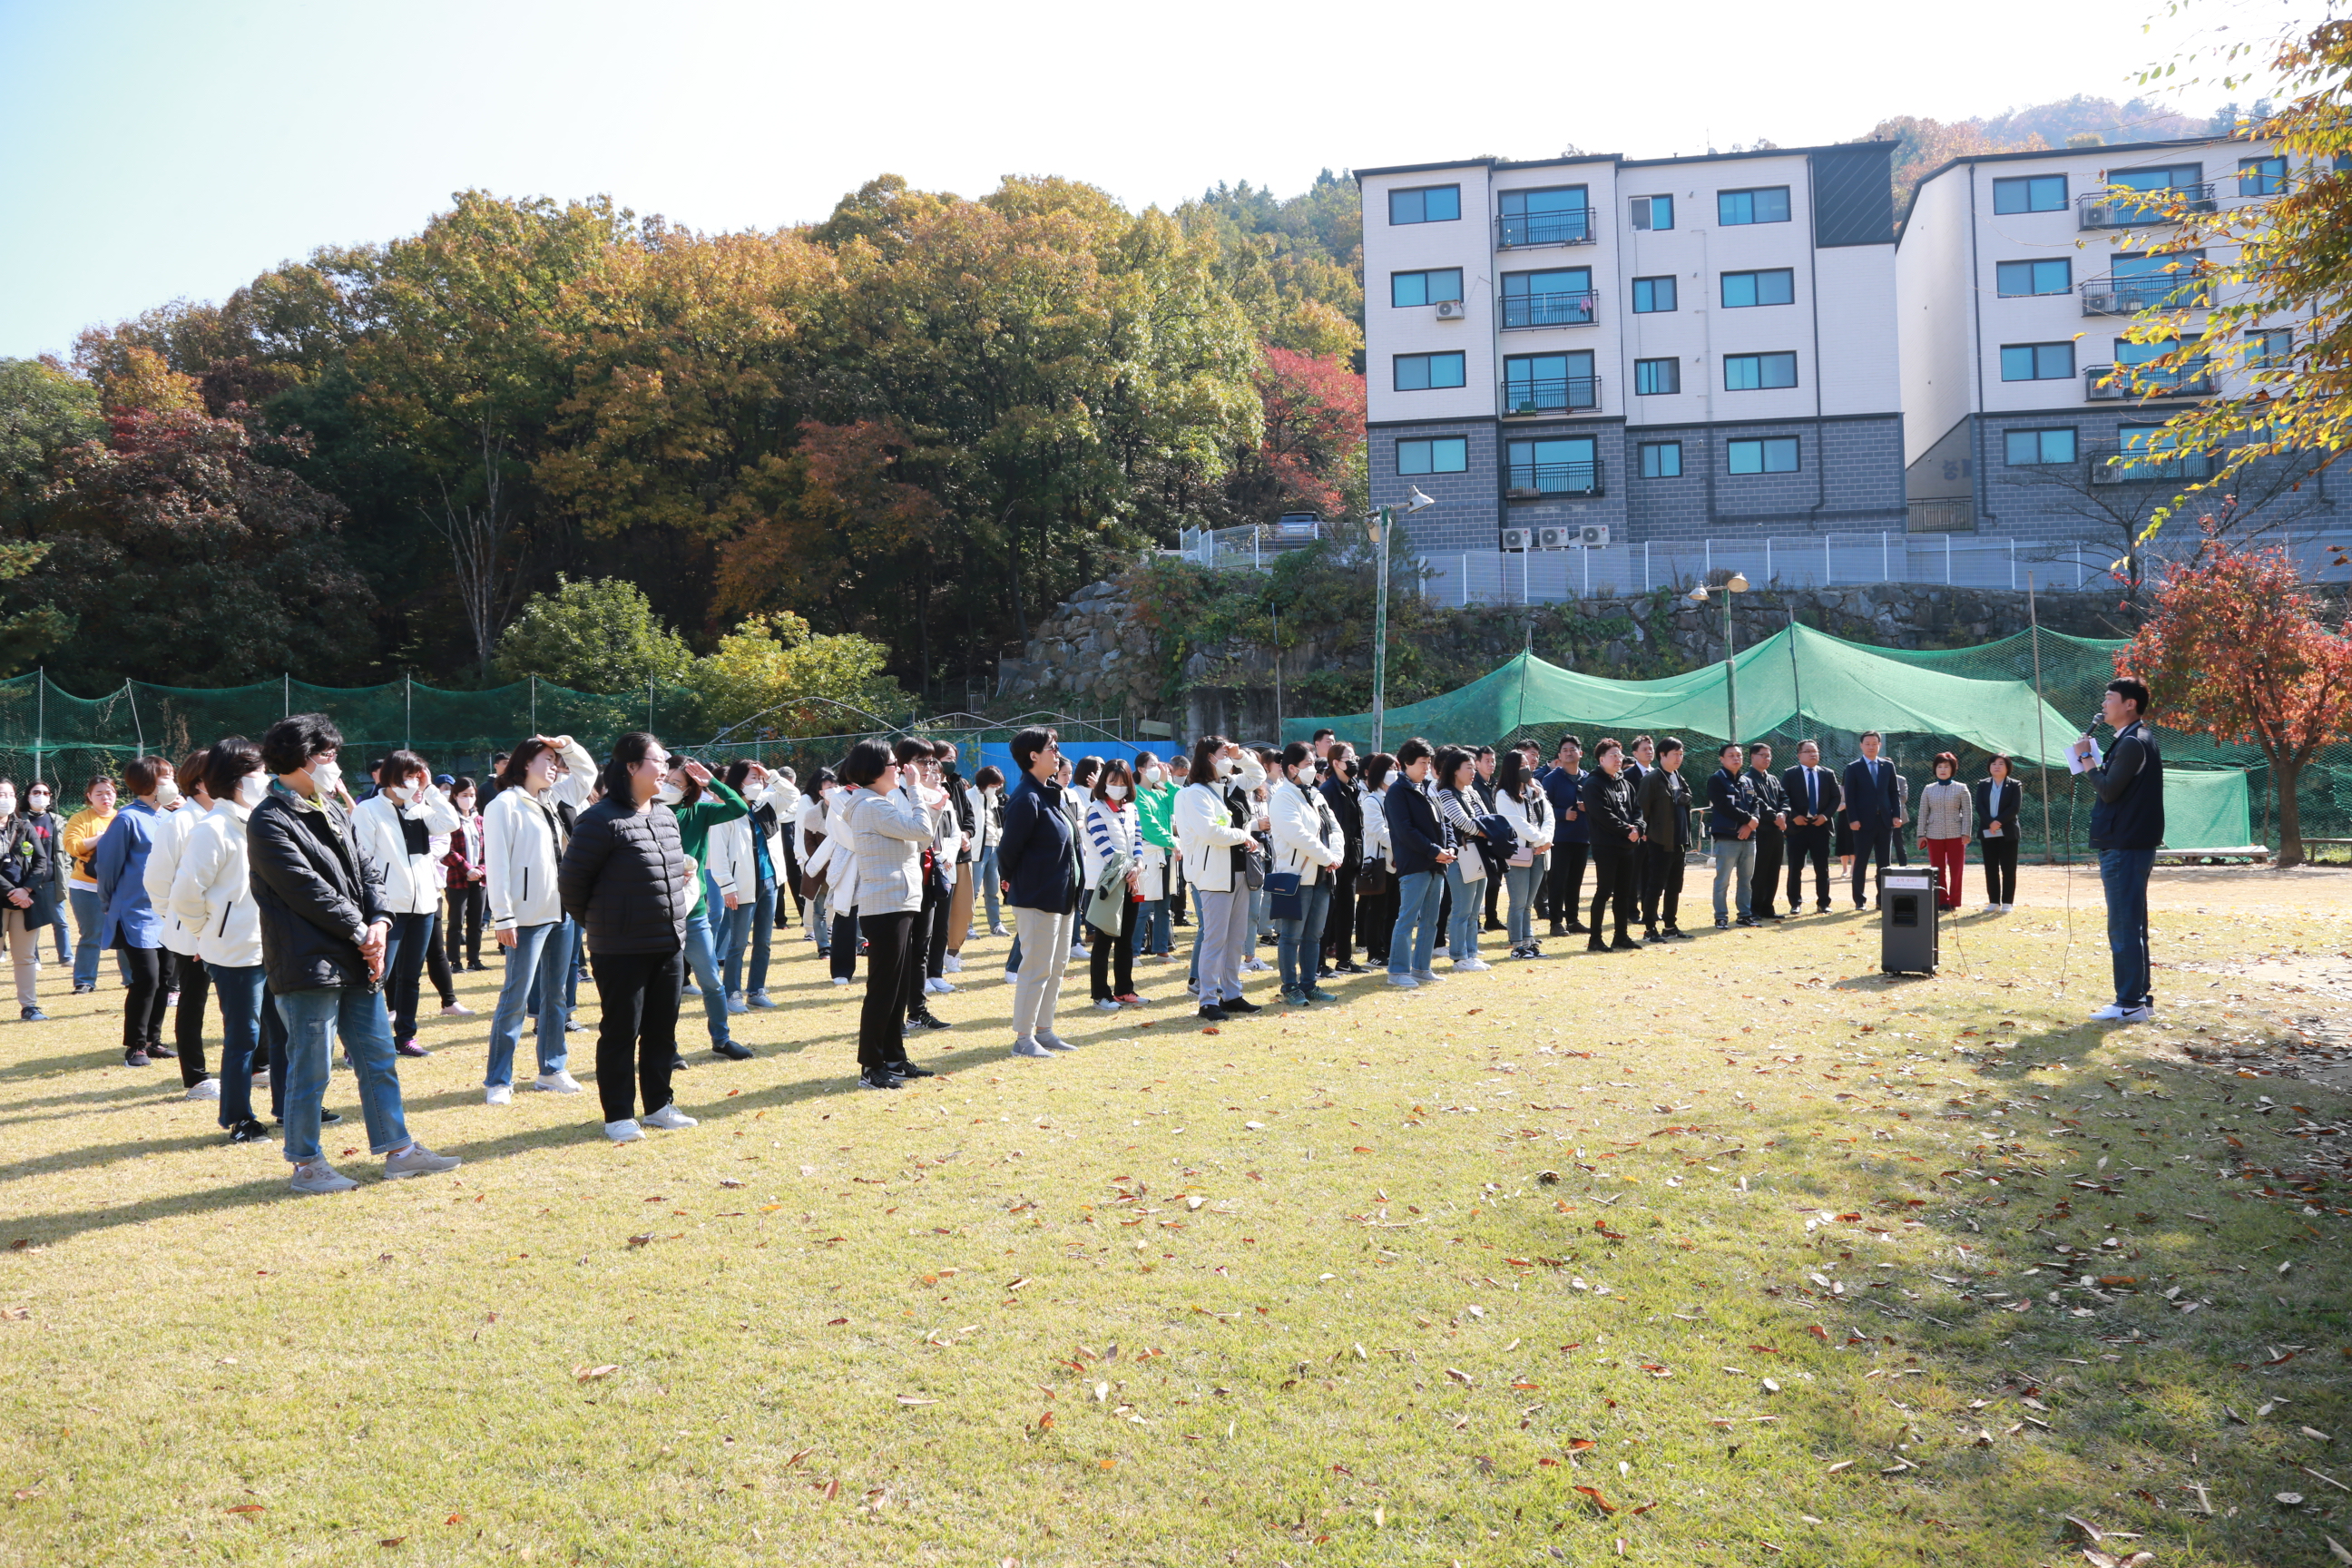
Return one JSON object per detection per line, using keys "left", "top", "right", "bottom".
{"left": 1432, "top": 745, "right": 1475, "bottom": 795}
{"left": 1189, "top": 734, "right": 1230, "bottom": 784}
{"left": 499, "top": 737, "right": 559, "bottom": 791}
{"left": 602, "top": 732, "right": 661, "bottom": 804}
{"left": 1496, "top": 750, "right": 1533, "bottom": 801}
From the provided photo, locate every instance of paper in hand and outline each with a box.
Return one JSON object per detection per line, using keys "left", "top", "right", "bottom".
{"left": 2067, "top": 738, "right": 2103, "bottom": 777}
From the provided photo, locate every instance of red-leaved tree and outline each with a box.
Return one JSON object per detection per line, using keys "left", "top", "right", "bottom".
{"left": 2120, "top": 518, "right": 2352, "bottom": 866}
{"left": 1254, "top": 348, "right": 1364, "bottom": 519}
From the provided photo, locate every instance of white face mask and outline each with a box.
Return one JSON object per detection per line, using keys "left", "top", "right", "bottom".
{"left": 0, "top": 794, "right": 16, "bottom": 818}
{"left": 152, "top": 780, "right": 182, "bottom": 809}
{"left": 1142, "top": 765, "right": 1164, "bottom": 786}
{"left": 656, "top": 781, "right": 685, "bottom": 806}
{"left": 237, "top": 772, "right": 269, "bottom": 807}
{"left": 1104, "top": 784, "right": 1128, "bottom": 801}
{"left": 1217, "top": 757, "right": 1239, "bottom": 779}
{"left": 24, "top": 796, "right": 44, "bottom": 815}
{"left": 310, "top": 760, "right": 342, "bottom": 794}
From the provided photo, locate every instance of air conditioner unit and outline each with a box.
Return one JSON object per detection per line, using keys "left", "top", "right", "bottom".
{"left": 2081, "top": 201, "right": 2112, "bottom": 228}
{"left": 1536, "top": 525, "right": 1575, "bottom": 551}
{"left": 1434, "top": 299, "right": 1468, "bottom": 320}
{"left": 1578, "top": 524, "right": 1611, "bottom": 547}
{"left": 1500, "top": 527, "right": 1534, "bottom": 553}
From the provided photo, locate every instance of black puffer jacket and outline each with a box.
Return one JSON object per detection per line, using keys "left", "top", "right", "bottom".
{"left": 0, "top": 813, "right": 54, "bottom": 926}
{"left": 249, "top": 783, "right": 391, "bottom": 994}
{"left": 558, "top": 795, "right": 688, "bottom": 956}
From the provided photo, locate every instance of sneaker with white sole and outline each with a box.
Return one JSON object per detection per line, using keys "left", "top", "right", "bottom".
{"left": 747, "top": 990, "right": 777, "bottom": 1008}
{"left": 605, "top": 1118, "right": 644, "bottom": 1142}
{"left": 2120, "top": 1004, "right": 2154, "bottom": 1023}
{"left": 925, "top": 977, "right": 956, "bottom": 995}
{"left": 485, "top": 1084, "right": 514, "bottom": 1105}
{"left": 943, "top": 954, "right": 963, "bottom": 974}
{"left": 643, "top": 1102, "right": 697, "bottom": 1131}
{"left": 441, "top": 1002, "right": 475, "bottom": 1017}
{"left": 1386, "top": 972, "right": 1420, "bottom": 988}
{"left": 1453, "top": 957, "right": 1491, "bottom": 973}
{"left": 289, "top": 1160, "right": 358, "bottom": 1194}
{"left": 531, "top": 1070, "right": 583, "bottom": 1093}
{"left": 832, "top": 975, "right": 851, "bottom": 986}
{"left": 2088, "top": 1003, "right": 2134, "bottom": 1021}
{"left": 183, "top": 1078, "right": 220, "bottom": 1102}
{"left": 1002, "top": 971, "right": 1019, "bottom": 986}
{"left": 1010, "top": 1036, "right": 1051, "bottom": 1058}
{"left": 723, "top": 993, "right": 750, "bottom": 1014}
{"left": 383, "top": 1142, "right": 460, "bottom": 1179}
{"left": 1412, "top": 968, "right": 1446, "bottom": 985}
{"left": 1093, "top": 997, "right": 1122, "bottom": 1012}
{"left": 1038, "top": 1031, "right": 1080, "bottom": 1053}
{"left": 990, "top": 926, "right": 1008, "bottom": 937}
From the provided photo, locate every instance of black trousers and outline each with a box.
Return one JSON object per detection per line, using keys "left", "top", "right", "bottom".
{"left": 1091, "top": 897, "right": 1138, "bottom": 998}
{"left": 780, "top": 839, "right": 803, "bottom": 924}
{"left": 424, "top": 914, "right": 456, "bottom": 1006}
{"left": 858, "top": 911, "right": 917, "bottom": 1069}
{"left": 593, "top": 945, "right": 681, "bottom": 1125}
{"left": 1785, "top": 827, "right": 1833, "bottom": 909}
{"left": 1981, "top": 836, "right": 2019, "bottom": 904}
{"left": 444, "top": 884, "right": 485, "bottom": 967}
{"left": 1642, "top": 843, "right": 1684, "bottom": 930}
{"left": 1587, "top": 843, "right": 1638, "bottom": 943}
{"left": 1548, "top": 842, "right": 1589, "bottom": 929}
{"left": 1750, "top": 829, "right": 1786, "bottom": 917}
{"left": 1321, "top": 860, "right": 1357, "bottom": 968}
{"left": 916, "top": 879, "right": 949, "bottom": 985}
{"left": 1362, "top": 876, "right": 1397, "bottom": 964}
{"left": 1483, "top": 866, "right": 1504, "bottom": 929}
{"left": 1169, "top": 860, "right": 1188, "bottom": 923}
{"left": 120, "top": 944, "right": 169, "bottom": 1052}
{"left": 1851, "top": 825, "right": 1895, "bottom": 906}
{"left": 172, "top": 950, "right": 211, "bottom": 1084}
{"left": 830, "top": 911, "right": 859, "bottom": 981}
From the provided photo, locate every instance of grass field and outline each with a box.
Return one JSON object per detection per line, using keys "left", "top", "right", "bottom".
{"left": 7, "top": 867, "right": 2352, "bottom": 1566}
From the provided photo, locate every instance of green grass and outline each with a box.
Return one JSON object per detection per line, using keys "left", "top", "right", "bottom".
{"left": 5, "top": 888, "right": 2352, "bottom": 1566}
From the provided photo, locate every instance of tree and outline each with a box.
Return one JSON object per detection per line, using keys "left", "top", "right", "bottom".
{"left": 2119, "top": 519, "right": 2352, "bottom": 866}
{"left": 687, "top": 612, "right": 908, "bottom": 738}
{"left": 493, "top": 575, "right": 692, "bottom": 694}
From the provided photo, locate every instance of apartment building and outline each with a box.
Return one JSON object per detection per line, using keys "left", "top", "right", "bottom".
{"left": 1896, "top": 135, "right": 2344, "bottom": 537}
{"left": 1358, "top": 142, "right": 1906, "bottom": 557}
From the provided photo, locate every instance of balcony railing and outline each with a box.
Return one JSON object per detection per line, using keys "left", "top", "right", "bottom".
{"left": 2086, "top": 442, "right": 2217, "bottom": 485}
{"left": 1500, "top": 376, "right": 1602, "bottom": 416}
{"left": 2084, "top": 362, "right": 2215, "bottom": 400}
{"left": 1494, "top": 209, "right": 1597, "bottom": 249}
{"left": 1504, "top": 460, "right": 1604, "bottom": 498}
{"left": 2077, "top": 182, "right": 2218, "bottom": 229}
{"left": 1499, "top": 290, "right": 1598, "bottom": 328}
{"left": 2079, "top": 274, "right": 2210, "bottom": 315}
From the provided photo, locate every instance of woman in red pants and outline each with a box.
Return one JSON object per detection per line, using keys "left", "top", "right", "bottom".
{"left": 1916, "top": 752, "right": 1973, "bottom": 911}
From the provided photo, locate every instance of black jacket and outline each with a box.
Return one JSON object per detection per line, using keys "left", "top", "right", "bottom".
{"left": 1782, "top": 764, "right": 1841, "bottom": 829}
{"left": 1636, "top": 767, "right": 1689, "bottom": 849}
{"left": 2087, "top": 722, "right": 2165, "bottom": 851}
{"left": 1745, "top": 767, "right": 1789, "bottom": 836}
{"left": 1842, "top": 755, "right": 1901, "bottom": 829}
{"left": 1975, "top": 777, "right": 2024, "bottom": 843}
{"left": 1706, "top": 767, "right": 1759, "bottom": 839}
{"left": 0, "top": 813, "right": 54, "bottom": 925}
{"left": 1583, "top": 768, "right": 1642, "bottom": 848}
{"left": 559, "top": 795, "right": 690, "bottom": 956}
{"left": 248, "top": 784, "right": 392, "bottom": 994}
{"left": 1320, "top": 773, "right": 1364, "bottom": 863}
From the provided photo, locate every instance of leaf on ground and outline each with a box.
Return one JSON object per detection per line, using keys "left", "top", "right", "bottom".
{"left": 573, "top": 1364, "right": 618, "bottom": 1382}
{"left": 224, "top": 1504, "right": 265, "bottom": 1514}
{"left": 1573, "top": 1485, "right": 1617, "bottom": 1514}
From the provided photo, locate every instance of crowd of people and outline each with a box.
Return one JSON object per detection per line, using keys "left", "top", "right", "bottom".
{"left": 10, "top": 681, "right": 2168, "bottom": 1192}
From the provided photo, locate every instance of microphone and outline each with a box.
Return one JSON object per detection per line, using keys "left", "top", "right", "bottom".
{"left": 2083, "top": 708, "right": 2105, "bottom": 737}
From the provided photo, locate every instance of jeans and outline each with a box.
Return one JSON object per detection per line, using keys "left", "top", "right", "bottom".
{"left": 1274, "top": 879, "right": 1331, "bottom": 995}
{"left": 2099, "top": 848, "right": 2156, "bottom": 1009}
{"left": 1711, "top": 837, "right": 1757, "bottom": 921}
{"left": 1132, "top": 897, "right": 1171, "bottom": 956}
{"left": 1504, "top": 863, "right": 1542, "bottom": 947}
{"left": 975, "top": 845, "right": 1002, "bottom": 930}
{"left": 1192, "top": 887, "right": 1251, "bottom": 1005}
{"left": 276, "top": 985, "right": 410, "bottom": 1166}
{"left": 681, "top": 894, "right": 734, "bottom": 1049}
{"left": 485, "top": 918, "right": 574, "bottom": 1087}
{"left": 1387, "top": 869, "right": 1444, "bottom": 976}
{"left": 721, "top": 878, "right": 776, "bottom": 995}
{"left": 1010, "top": 905, "right": 1073, "bottom": 1037}
{"left": 381, "top": 910, "right": 434, "bottom": 1041}
{"left": 47, "top": 897, "right": 68, "bottom": 966}
{"left": 205, "top": 961, "right": 265, "bottom": 1129}
{"left": 69, "top": 886, "right": 105, "bottom": 989}
{"left": 1444, "top": 861, "right": 1483, "bottom": 963}
{"left": 593, "top": 946, "right": 681, "bottom": 1125}
{"left": 1250, "top": 883, "right": 1273, "bottom": 943}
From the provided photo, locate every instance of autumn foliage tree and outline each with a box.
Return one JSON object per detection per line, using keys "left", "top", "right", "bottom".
{"left": 2120, "top": 519, "right": 2352, "bottom": 865}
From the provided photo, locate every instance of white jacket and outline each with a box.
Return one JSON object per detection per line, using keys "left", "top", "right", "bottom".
{"left": 166, "top": 799, "right": 261, "bottom": 968}
{"left": 1172, "top": 752, "right": 1265, "bottom": 894}
{"left": 142, "top": 802, "right": 203, "bottom": 956}
{"left": 707, "top": 784, "right": 789, "bottom": 905}
{"left": 1360, "top": 784, "right": 1393, "bottom": 868}
{"left": 1269, "top": 777, "right": 1344, "bottom": 884}
{"left": 352, "top": 786, "right": 463, "bottom": 916}
{"left": 845, "top": 786, "right": 932, "bottom": 916}
{"left": 485, "top": 783, "right": 568, "bottom": 932}
{"left": 1498, "top": 786, "right": 1555, "bottom": 866}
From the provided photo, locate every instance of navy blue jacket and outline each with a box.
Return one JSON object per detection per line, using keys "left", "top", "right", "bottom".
{"left": 1842, "top": 755, "right": 1902, "bottom": 830}
{"left": 1382, "top": 779, "right": 1453, "bottom": 877}
{"left": 1975, "top": 777, "right": 2023, "bottom": 844}
{"left": 1706, "top": 767, "right": 1759, "bottom": 839}
{"left": 997, "top": 769, "right": 1080, "bottom": 913}
{"left": 2087, "top": 722, "right": 2165, "bottom": 851}
{"left": 1538, "top": 765, "right": 1589, "bottom": 844}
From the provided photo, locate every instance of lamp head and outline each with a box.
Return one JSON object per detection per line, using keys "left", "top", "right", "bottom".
{"left": 1727, "top": 572, "right": 1751, "bottom": 593}
{"left": 1402, "top": 486, "right": 1436, "bottom": 514}
{"left": 1686, "top": 583, "right": 1710, "bottom": 604}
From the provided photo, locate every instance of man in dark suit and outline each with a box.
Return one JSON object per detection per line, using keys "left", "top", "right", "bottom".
{"left": 1318, "top": 744, "right": 1365, "bottom": 973}
{"left": 1743, "top": 742, "right": 1790, "bottom": 920}
{"left": 1842, "top": 730, "right": 1902, "bottom": 910}
{"left": 1635, "top": 738, "right": 1691, "bottom": 941}
{"left": 1781, "top": 740, "right": 1841, "bottom": 913}
{"left": 1582, "top": 740, "right": 1644, "bottom": 953}
{"left": 1538, "top": 737, "right": 1588, "bottom": 936}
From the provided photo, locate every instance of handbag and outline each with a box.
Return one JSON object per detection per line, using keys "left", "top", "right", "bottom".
{"left": 1356, "top": 858, "right": 1388, "bottom": 897}
{"left": 1264, "top": 870, "right": 1302, "bottom": 920}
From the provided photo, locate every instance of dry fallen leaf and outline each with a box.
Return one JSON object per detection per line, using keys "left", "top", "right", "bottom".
{"left": 573, "top": 1364, "right": 618, "bottom": 1382}
{"left": 224, "top": 1504, "right": 266, "bottom": 1515}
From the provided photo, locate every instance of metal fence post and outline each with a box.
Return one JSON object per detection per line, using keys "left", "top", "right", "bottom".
{"left": 2009, "top": 538, "right": 2016, "bottom": 590}
{"left": 1945, "top": 534, "right": 1953, "bottom": 585}
{"left": 125, "top": 680, "right": 142, "bottom": 756}
{"left": 1766, "top": 538, "right": 1773, "bottom": 585}
{"left": 1706, "top": 540, "right": 1712, "bottom": 581}
{"left": 1882, "top": 532, "right": 1890, "bottom": 582}
{"left": 1583, "top": 545, "right": 1591, "bottom": 598}
{"left": 1461, "top": 555, "right": 1468, "bottom": 607}
{"left": 530, "top": 674, "right": 538, "bottom": 734}
{"left": 1643, "top": 542, "right": 1651, "bottom": 592}
{"left": 405, "top": 672, "right": 413, "bottom": 749}
{"left": 282, "top": 672, "right": 289, "bottom": 720}
{"left": 1825, "top": 534, "right": 1832, "bottom": 585}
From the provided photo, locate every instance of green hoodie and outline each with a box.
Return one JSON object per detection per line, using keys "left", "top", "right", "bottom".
{"left": 1134, "top": 779, "right": 1177, "bottom": 850}
{"left": 672, "top": 780, "right": 749, "bottom": 919}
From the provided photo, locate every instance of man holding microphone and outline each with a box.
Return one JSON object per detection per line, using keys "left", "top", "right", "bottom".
{"left": 2074, "top": 677, "right": 2165, "bottom": 1023}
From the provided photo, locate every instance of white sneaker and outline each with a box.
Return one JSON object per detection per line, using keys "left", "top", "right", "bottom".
{"left": 1038, "top": 1031, "right": 1080, "bottom": 1053}
{"left": 1094, "top": 997, "right": 1122, "bottom": 1012}
{"left": 1002, "top": 970, "right": 1019, "bottom": 986}
{"left": 604, "top": 1118, "right": 644, "bottom": 1142}
{"left": 2089, "top": 1003, "right": 2133, "bottom": 1020}
{"left": 532, "top": 1070, "right": 583, "bottom": 1093}
{"left": 183, "top": 1078, "right": 220, "bottom": 1102}
{"left": 2001, "top": 903, "right": 2015, "bottom": 913}
{"left": 485, "top": 1084, "right": 514, "bottom": 1105}
{"left": 643, "top": 1102, "right": 697, "bottom": 1131}
{"left": 943, "top": 954, "right": 963, "bottom": 974}
{"left": 1453, "top": 957, "right": 1491, "bottom": 973}
{"left": 1413, "top": 968, "right": 1446, "bottom": 984}
{"left": 1386, "top": 972, "right": 1420, "bottom": 988}
{"left": 831, "top": 975, "right": 851, "bottom": 986}
{"left": 1011, "top": 1036, "right": 1051, "bottom": 1058}
{"left": 1068, "top": 945, "right": 1089, "bottom": 960}
{"left": 990, "top": 925, "right": 1008, "bottom": 937}
{"left": 925, "top": 977, "right": 956, "bottom": 995}
{"left": 723, "top": 993, "right": 750, "bottom": 1014}
{"left": 289, "top": 1160, "right": 358, "bottom": 1194}
{"left": 384, "top": 1142, "right": 461, "bottom": 1179}
{"left": 1243, "top": 957, "right": 1270, "bottom": 974}
{"left": 441, "top": 1002, "right": 476, "bottom": 1017}
{"left": 2120, "top": 1004, "right": 2154, "bottom": 1024}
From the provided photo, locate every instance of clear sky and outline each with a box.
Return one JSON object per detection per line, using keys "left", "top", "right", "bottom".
{"left": 0, "top": 0, "right": 2268, "bottom": 361}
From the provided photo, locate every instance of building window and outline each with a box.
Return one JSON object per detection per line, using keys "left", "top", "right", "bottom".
{"left": 1991, "top": 174, "right": 2067, "bottom": 214}
{"left": 1630, "top": 194, "right": 1675, "bottom": 230}
{"left": 1639, "top": 441, "right": 1683, "bottom": 478}
{"left": 1503, "top": 350, "right": 1597, "bottom": 413}
{"left": 2004, "top": 428, "right": 2078, "bottom": 466}
{"left": 1727, "top": 436, "right": 1800, "bottom": 475}
{"left": 1722, "top": 351, "right": 1798, "bottom": 390}
{"left": 2249, "top": 327, "right": 2294, "bottom": 369}
{"left": 1631, "top": 276, "right": 1678, "bottom": 314}
{"left": 1505, "top": 436, "right": 1600, "bottom": 495}
{"left": 1497, "top": 185, "right": 1592, "bottom": 247}
{"left": 1720, "top": 268, "right": 1796, "bottom": 308}
{"left": 1717, "top": 186, "right": 1791, "bottom": 225}
{"left": 1390, "top": 269, "right": 1464, "bottom": 308}
{"left": 1388, "top": 185, "right": 1461, "bottom": 225}
{"left": 2239, "top": 155, "right": 2288, "bottom": 196}
{"left": 1998, "top": 342, "right": 2074, "bottom": 381}
{"left": 1994, "top": 258, "right": 2073, "bottom": 297}
{"left": 2109, "top": 250, "right": 2209, "bottom": 309}
{"left": 1633, "top": 358, "right": 1681, "bottom": 396}
{"left": 1500, "top": 268, "right": 1594, "bottom": 328}
{"left": 1393, "top": 352, "right": 1466, "bottom": 391}
{"left": 1396, "top": 436, "right": 1468, "bottom": 475}
{"left": 2110, "top": 335, "right": 2210, "bottom": 394}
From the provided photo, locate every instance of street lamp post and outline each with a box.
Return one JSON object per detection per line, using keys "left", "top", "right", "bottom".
{"left": 1367, "top": 486, "right": 1435, "bottom": 755}
{"left": 1686, "top": 571, "right": 1751, "bottom": 745}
